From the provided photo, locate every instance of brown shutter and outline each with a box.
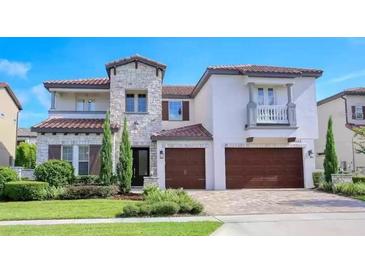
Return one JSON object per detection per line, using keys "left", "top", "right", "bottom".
{"left": 362, "top": 106, "right": 365, "bottom": 119}
{"left": 182, "top": 101, "right": 190, "bottom": 121}
{"left": 352, "top": 106, "right": 356, "bottom": 119}
{"left": 89, "top": 145, "right": 101, "bottom": 175}
{"left": 48, "top": 145, "right": 61, "bottom": 160}
{"left": 162, "top": 101, "right": 169, "bottom": 121}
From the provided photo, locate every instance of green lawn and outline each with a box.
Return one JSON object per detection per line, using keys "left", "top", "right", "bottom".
{"left": 355, "top": 195, "right": 365, "bottom": 201}
{"left": 0, "top": 199, "right": 140, "bottom": 221}
{"left": 0, "top": 221, "right": 221, "bottom": 236}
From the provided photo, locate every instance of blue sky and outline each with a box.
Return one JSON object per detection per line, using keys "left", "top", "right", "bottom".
{"left": 1, "top": 37, "right": 365, "bottom": 128}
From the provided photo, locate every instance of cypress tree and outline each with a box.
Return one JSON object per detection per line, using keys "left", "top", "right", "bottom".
{"left": 323, "top": 116, "right": 338, "bottom": 182}
{"left": 117, "top": 117, "right": 133, "bottom": 193}
{"left": 99, "top": 111, "right": 113, "bottom": 185}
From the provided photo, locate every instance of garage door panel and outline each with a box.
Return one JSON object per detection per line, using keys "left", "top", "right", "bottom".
{"left": 225, "top": 148, "right": 304, "bottom": 189}
{"left": 165, "top": 148, "right": 206, "bottom": 189}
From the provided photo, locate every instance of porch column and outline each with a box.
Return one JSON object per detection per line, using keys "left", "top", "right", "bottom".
{"left": 247, "top": 82, "right": 257, "bottom": 127}
{"left": 51, "top": 91, "right": 56, "bottom": 110}
{"left": 73, "top": 145, "right": 79, "bottom": 175}
{"left": 286, "top": 83, "right": 296, "bottom": 126}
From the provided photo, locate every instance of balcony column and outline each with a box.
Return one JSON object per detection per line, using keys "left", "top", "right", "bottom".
{"left": 51, "top": 91, "right": 56, "bottom": 110}
{"left": 286, "top": 83, "right": 296, "bottom": 126}
{"left": 247, "top": 82, "right": 257, "bottom": 127}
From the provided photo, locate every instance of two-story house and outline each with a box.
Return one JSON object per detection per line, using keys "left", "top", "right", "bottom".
{"left": 32, "top": 55, "right": 323, "bottom": 189}
{"left": 0, "top": 82, "right": 22, "bottom": 166}
{"left": 316, "top": 88, "right": 365, "bottom": 172}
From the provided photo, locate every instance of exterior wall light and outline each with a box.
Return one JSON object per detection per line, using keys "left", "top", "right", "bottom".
{"left": 159, "top": 149, "right": 164, "bottom": 159}
{"left": 308, "top": 149, "right": 314, "bottom": 158}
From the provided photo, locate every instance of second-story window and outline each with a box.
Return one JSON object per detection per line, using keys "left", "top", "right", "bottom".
{"left": 76, "top": 99, "right": 85, "bottom": 111}
{"left": 169, "top": 101, "right": 182, "bottom": 120}
{"left": 125, "top": 91, "right": 147, "bottom": 113}
{"left": 257, "top": 88, "right": 275, "bottom": 105}
{"left": 87, "top": 99, "right": 96, "bottom": 111}
{"left": 76, "top": 98, "right": 96, "bottom": 111}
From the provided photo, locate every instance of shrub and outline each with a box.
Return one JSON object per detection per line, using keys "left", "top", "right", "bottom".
{"left": 312, "top": 171, "right": 324, "bottom": 188}
{"left": 190, "top": 201, "right": 204, "bottom": 215}
{"left": 100, "top": 112, "right": 113, "bottom": 185}
{"left": 3, "top": 181, "right": 48, "bottom": 201}
{"left": 73, "top": 175, "right": 100, "bottom": 185}
{"left": 318, "top": 181, "right": 334, "bottom": 193}
{"left": 352, "top": 176, "right": 365, "bottom": 184}
{"left": 123, "top": 204, "right": 140, "bottom": 217}
{"left": 46, "top": 186, "right": 65, "bottom": 200}
{"left": 15, "top": 143, "right": 36, "bottom": 168}
{"left": 139, "top": 203, "right": 153, "bottom": 215}
{"left": 151, "top": 201, "right": 180, "bottom": 216}
{"left": 117, "top": 117, "right": 133, "bottom": 193}
{"left": 323, "top": 117, "right": 338, "bottom": 182}
{"left": 143, "top": 184, "right": 160, "bottom": 197}
{"left": 60, "top": 185, "right": 118, "bottom": 200}
{"left": 34, "top": 160, "right": 74, "bottom": 187}
{"left": 333, "top": 183, "right": 365, "bottom": 196}
{"left": 0, "top": 166, "right": 18, "bottom": 182}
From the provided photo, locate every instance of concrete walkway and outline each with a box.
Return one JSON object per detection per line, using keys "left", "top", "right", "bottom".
{"left": 0, "top": 216, "right": 218, "bottom": 226}
{"left": 213, "top": 212, "right": 365, "bottom": 235}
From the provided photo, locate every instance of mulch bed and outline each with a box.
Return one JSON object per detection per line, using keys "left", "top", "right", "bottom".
{"left": 113, "top": 193, "right": 144, "bottom": 201}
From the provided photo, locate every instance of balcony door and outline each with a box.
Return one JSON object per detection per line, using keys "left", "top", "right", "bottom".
{"left": 257, "top": 88, "right": 275, "bottom": 105}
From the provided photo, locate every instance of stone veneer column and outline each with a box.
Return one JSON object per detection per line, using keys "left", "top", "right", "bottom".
{"left": 247, "top": 82, "right": 257, "bottom": 127}
{"left": 286, "top": 83, "right": 297, "bottom": 126}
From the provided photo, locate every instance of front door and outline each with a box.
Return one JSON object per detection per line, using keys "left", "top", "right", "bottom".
{"left": 132, "top": 147, "right": 149, "bottom": 187}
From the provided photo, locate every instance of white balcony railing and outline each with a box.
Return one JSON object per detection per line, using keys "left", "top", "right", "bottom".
{"left": 256, "top": 105, "right": 288, "bottom": 124}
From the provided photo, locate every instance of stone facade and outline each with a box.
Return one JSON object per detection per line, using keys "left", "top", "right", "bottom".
{"left": 36, "top": 133, "right": 103, "bottom": 164}
{"left": 109, "top": 62, "right": 163, "bottom": 176}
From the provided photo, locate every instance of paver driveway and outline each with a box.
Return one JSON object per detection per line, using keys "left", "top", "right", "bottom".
{"left": 189, "top": 189, "right": 365, "bottom": 215}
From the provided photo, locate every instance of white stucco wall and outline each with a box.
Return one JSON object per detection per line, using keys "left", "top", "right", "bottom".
{"left": 346, "top": 95, "right": 365, "bottom": 125}
{"left": 195, "top": 74, "right": 319, "bottom": 189}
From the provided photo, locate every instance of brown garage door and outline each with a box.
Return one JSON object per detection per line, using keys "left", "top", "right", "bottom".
{"left": 165, "top": 148, "right": 206, "bottom": 189}
{"left": 225, "top": 148, "right": 304, "bottom": 189}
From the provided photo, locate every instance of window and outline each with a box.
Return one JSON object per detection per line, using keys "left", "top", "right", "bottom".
{"left": 125, "top": 92, "right": 147, "bottom": 113}
{"left": 78, "top": 145, "right": 89, "bottom": 175}
{"left": 169, "top": 101, "right": 182, "bottom": 120}
{"left": 87, "top": 99, "right": 96, "bottom": 111}
{"left": 62, "top": 145, "right": 73, "bottom": 166}
{"left": 355, "top": 106, "right": 363, "bottom": 120}
{"left": 258, "top": 88, "right": 265, "bottom": 105}
{"left": 76, "top": 99, "right": 85, "bottom": 111}
{"left": 257, "top": 88, "right": 275, "bottom": 105}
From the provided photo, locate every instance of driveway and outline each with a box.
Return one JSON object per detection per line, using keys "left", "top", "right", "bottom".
{"left": 189, "top": 189, "right": 365, "bottom": 215}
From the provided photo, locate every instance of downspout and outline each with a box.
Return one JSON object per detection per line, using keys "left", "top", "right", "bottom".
{"left": 341, "top": 94, "right": 355, "bottom": 171}
{"left": 14, "top": 110, "right": 19, "bottom": 167}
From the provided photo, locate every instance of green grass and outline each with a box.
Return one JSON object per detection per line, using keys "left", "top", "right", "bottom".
{"left": 0, "top": 221, "right": 221, "bottom": 236}
{"left": 354, "top": 195, "right": 365, "bottom": 202}
{"left": 0, "top": 199, "right": 140, "bottom": 221}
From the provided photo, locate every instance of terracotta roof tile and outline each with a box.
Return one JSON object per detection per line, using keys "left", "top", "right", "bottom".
{"left": 31, "top": 118, "right": 119, "bottom": 133}
{"left": 44, "top": 78, "right": 110, "bottom": 89}
{"left": 162, "top": 85, "right": 194, "bottom": 98}
{"left": 151, "top": 124, "right": 212, "bottom": 140}
{"left": 207, "top": 64, "right": 323, "bottom": 77}
{"left": 17, "top": 128, "right": 37, "bottom": 137}
{"left": 106, "top": 54, "right": 167, "bottom": 73}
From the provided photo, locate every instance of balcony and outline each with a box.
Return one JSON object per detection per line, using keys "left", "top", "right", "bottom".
{"left": 257, "top": 105, "right": 288, "bottom": 124}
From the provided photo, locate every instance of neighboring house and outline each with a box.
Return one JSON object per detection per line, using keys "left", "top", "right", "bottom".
{"left": 17, "top": 128, "right": 37, "bottom": 145}
{"left": 31, "top": 55, "right": 322, "bottom": 189}
{"left": 0, "top": 83, "right": 22, "bottom": 166}
{"left": 316, "top": 88, "right": 365, "bottom": 172}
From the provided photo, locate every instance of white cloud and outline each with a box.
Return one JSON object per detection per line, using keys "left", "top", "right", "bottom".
{"left": 328, "top": 69, "right": 365, "bottom": 83}
{"left": 0, "top": 59, "right": 31, "bottom": 78}
{"left": 31, "top": 84, "right": 50, "bottom": 109}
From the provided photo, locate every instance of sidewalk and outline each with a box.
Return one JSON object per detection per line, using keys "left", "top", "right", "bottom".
{"left": 0, "top": 216, "right": 219, "bottom": 226}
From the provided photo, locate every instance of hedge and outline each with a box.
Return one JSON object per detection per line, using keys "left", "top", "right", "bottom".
{"left": 312, "top": 171, "right": 324, "bottom": 188}
{"left": 3, "top": 181, "right": 49, "bottom": 201}
{"left": 60, "top": 185, "right": 118, "bottom": 200}
{"left": 352, "top": 176, "right": 365, "bottom": 184}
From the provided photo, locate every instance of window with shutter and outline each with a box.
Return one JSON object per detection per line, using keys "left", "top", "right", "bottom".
{"left": 162, "top": 101, "right": 169, "bottom": 120}
{"left": 183, "top": 101, "right": 190, "bottom": 121}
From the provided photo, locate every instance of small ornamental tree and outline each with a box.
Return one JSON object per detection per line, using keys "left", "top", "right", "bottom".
{"left": 323, "top": 116, "right": 338, "bottom": 182}
{"left": 117, "top": 117, "right": 133, "bottom": 193}
{"left": 99, "top": 112, "right": 113, "bottom": 185}
{"left": 353, "top": 127, "right": 365, "bottom": 154}
{"left": 15, "top": 143, "right": 36, "bottom": 169}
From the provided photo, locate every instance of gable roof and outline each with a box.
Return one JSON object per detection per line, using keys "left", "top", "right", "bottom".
{"left": 105, "top": 54, "right": 167, "bottom": 76}
{"left": 151, "top": 124, "right": 213, "bottom": 140}
{"left": 192, "top": 64, "right": 323, "bottom": 97}
{"left": 317, "top": 87, "right": 365, "bottom": 106}
{"left": 0, "top": 82, "right": 22, "bottom": 110}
